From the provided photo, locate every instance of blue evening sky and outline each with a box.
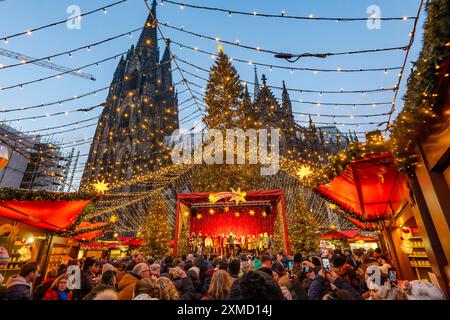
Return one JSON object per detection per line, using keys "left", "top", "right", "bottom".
{"left": 0, "top": 0, "right": 425, "bottom": 188}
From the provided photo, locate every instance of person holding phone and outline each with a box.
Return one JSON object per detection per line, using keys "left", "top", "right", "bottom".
{"left": 308, "top": 255, "right": 363, "bottom": 300}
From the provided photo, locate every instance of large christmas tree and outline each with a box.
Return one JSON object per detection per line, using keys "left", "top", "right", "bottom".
{"left": 204, "top": 48, "right": 244, "bottom": 129}
{"left": 140, "top": 190, "right": 172, "bottom": 256}
{"left": 288, "top": 195, "right": 320, "bottom": 254}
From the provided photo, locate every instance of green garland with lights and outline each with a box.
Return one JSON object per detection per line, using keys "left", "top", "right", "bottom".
{"left": 391, "top": 0, "right": 450, "bottom": 173}
{"left": 0, "top": 188, "right": 95, "bottom": 201}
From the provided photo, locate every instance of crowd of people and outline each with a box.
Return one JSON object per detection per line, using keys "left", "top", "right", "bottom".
{"left": 0, "top": 247, "right": 446, "bottom": 300}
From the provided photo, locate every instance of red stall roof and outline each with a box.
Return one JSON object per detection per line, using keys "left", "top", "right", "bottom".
{"left": 74, "top": 222, "right": 109, "bottom": 242}
{"left": 0, "top": 199, "right": 91, "bottom": 232}
{"left": 316, "top": 152, "right": 410, "bottom": 221}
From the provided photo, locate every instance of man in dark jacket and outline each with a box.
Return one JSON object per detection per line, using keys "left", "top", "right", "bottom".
{"left": 258, "top": 253, "right": 273, "bottom": 277}
{"left": 6, "top": 262, "right": 39, "bottom": 300}
{"left": 239, "top": 270, "right": 284, "bottom": 300}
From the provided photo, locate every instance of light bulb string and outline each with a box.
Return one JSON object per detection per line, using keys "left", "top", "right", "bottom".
{"left": 385, "top": 0, "right": 425, "bottom": 133}
{"left": 162, "top": 0, "right": 415, "bottom": 22}
{"left": 0, "top": 0, "right": 128, "bottom": 42}
{"left": 172, "top": 41, "right": 402, "bottom": 73}
{"left": 161, "top": 22, "right": 408, "bottom": 62}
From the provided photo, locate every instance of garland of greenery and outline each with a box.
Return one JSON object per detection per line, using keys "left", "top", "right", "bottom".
{"left": 312, "top": 139, "right": 390, "bottom": 188}
{"left": 391, "top": 0, "right": 450, "bottom": 173}
{"left": 0, "top": 188, "right": 96, "bottom": 201}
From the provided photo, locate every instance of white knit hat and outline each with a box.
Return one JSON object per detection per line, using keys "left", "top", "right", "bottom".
{"left": 188, "top": 266, "right": 200, "bottom": 278}
{"left": 102, "top": 263, "right": 115, "bottom": 275}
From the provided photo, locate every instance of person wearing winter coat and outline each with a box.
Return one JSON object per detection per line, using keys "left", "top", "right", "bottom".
{"left": 117, "top": 262, "right": 150, "bottom": 300}
{"left": 187, "top": 267, "right": 204, "bottom": 300}
{"left": 33, "top": 269, "right": 58, "bottom": 300}
{"left": 239, "top": 270, "right": 284, "bottom": 300}
{"left": 73, "top": 257, "right": 95, "bottom": 300}
{"left": 308, "top": 268, "right": 363, "bottom": 300}
{"left": 6, "top": 261, "right": 39, "bottom": 300}
{"left": 171, "top": 266, "right": 195, "bottom": 300}
{"left": 42, "top": 274, "right": 72, "bottom": 300}
{"left": 202, "top": 270, "right": 231, "bottom": 300}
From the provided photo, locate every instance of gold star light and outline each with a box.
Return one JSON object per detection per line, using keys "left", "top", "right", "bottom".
{"left": 296, "top": 165, "right": 313, "bottom": 180}
{"left": 229, "top": 188, "right": 246, "bottom": 205}
{"left": 109, "top": 215, "right": 117, "bottom": 223}
{"left": 249, "top": 210, "right": 255, "bottom": 216}
{"left": 93, "top": 179, "right": 109, "bottom": 194}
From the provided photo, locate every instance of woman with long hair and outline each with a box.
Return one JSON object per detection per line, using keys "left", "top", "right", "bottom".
{"left": 156, "top": 277, "right": 180, "bottom": 300}
{"left": 133, "top": 278, "right": 162, "bottom": 300}
{"left": 42, "top": 274, "right": 72, "bottom": 300}
{"left": 202, "top": 270, "right": 231, "bottom": 300}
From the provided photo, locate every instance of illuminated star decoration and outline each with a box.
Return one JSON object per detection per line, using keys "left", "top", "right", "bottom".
{"left": 217, "top": 45, "right": 223, "bottom": 53}
{"left": 235, "top": 212, "right": 240, "bottom": 217}
{"left": 224, "top": 207, "right": 230, "bottom": 212}
{"left": 229, "top": 188, "right": 246, "bottom": 205}
{"left": 208, "top": 194, "right": 217, "bottom": 204}
{"left": 296, "top": 165, "right": 313, "bottom": 180}
{"left": 209, "top": 209, "right": 215, "bottom": 215}
{"left": 196, "top": 213, "right": 203, "bottom": 220}
{"left": 93, "top": 179, "right": 109, "bottom": 194}
{"left": 109, "top": 215, "right": 117, "bottom": 223}
{"left": 249, "top": 209, "right": 255, "bottom": 216}
{"left": 328, "top": 203, "right": 337, "bottom": 210}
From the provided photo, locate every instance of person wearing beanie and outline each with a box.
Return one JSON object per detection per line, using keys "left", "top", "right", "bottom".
{"left": 188, "top": 266, "right": 200, "bottom": 279}
{"left": 102, "top": 263, "right": 115, "bottom": 275}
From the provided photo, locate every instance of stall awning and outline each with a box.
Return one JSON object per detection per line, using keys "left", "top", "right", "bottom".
{"left": 73, "top": 222, "right": 109, "bottom": 242}
{"left": 81, "top": 242, "right": 120, "bottom": 250}
{"left": 0, "top": 199, "right": 91, "bottom": 232}
{"left": 316, "top": 152, "right": 410, "bottom": 221}
{"left": 117, "top": 236, "right": 146, "bottom": 247}
{"left": 321, "top": 229, "right": 350, "bottom": 240}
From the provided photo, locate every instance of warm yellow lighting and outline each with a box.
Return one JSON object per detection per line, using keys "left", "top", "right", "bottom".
{"left": 296, "top": 165, "right": 313, "bottom": 179}
{"left": 93, "top": 179, "right": 109, "bottom": 194}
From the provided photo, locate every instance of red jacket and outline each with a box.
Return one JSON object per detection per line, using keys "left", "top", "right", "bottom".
{"left": 42, "top": 289, "right": 73, "bottom": 300}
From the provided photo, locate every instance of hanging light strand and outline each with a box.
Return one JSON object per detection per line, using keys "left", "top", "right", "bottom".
{"left": 162, "top": 0, "right": 415, "bottom": 22}
{"left": 0, "top": 0, "right": 128, "bottom": 42}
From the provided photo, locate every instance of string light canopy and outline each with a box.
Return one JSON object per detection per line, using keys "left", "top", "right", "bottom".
{"left": 0, "top": 0, "right": 128, "bottom": 43}
{"left": 172, "top": 41, "right": 403, "bottom": 75}
{"left": 160, "top": 22, "right": 408, "bottom": 62}
{"left": 161, "top": 0, "right": 415, "bottom": 22}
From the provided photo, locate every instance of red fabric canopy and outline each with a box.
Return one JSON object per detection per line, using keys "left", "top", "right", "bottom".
{"left": 316, "top": 152, "right": 410, "bottom": 221}
{"left": 0, "top": 199, "right": 91, "bottom": 232}
{"left": 117, "top": 236, "right": 146, "bottom": 246}
{"left": 339, "top": 230, "right": 361, "bottom": 239}
{"left": 350, "top": 235, "right": 377, "bottom": 242}
{"left": 81, "top": 242, "right": 120, "bottom": 250}
{"left": 321, "top": 229, "right": 349, "bottom": 240}
{"left": 73, "top": 222, "right": 109, "bottom": 242}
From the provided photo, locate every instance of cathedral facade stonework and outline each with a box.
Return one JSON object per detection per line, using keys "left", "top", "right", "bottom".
{"left": 82, "top": 1, "right": 178, "bottom": 189}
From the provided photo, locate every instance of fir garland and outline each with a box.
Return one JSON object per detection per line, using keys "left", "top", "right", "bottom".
{"left": 391, "top": 0, "right": 450, "bottom": 173}
{"left": 0, "top": 188, "right": 96, "bottom": 201}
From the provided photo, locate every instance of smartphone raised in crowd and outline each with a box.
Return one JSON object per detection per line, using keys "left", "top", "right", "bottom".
{"left": 388, "top": 268, "right": 398, "bottom": 285}
{"left": 322, "top": 258, "right": 331, "bottom": 271}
